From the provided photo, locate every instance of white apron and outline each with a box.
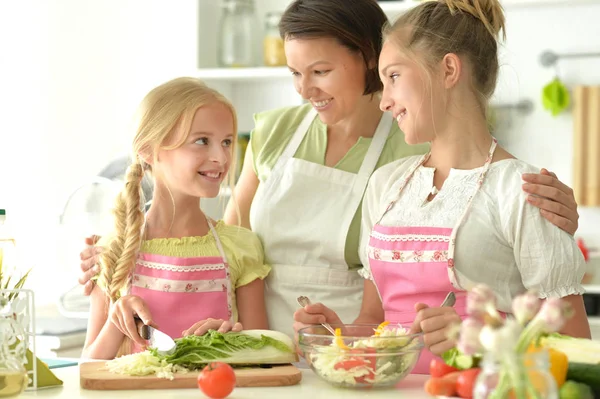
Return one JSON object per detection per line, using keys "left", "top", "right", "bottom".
{"left": 249, "top": 108, "right": 392, "bottom": 337}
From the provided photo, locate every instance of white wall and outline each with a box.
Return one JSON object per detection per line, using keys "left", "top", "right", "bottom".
{"left": 1, "top": 0, "right": 599, "bottom": 305}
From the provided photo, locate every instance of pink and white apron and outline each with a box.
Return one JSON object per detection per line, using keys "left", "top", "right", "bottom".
{"left": 129, "top": 218, "right": 233, "bottom": 349}
{"left": 367, "top": 138, "right": 498, "bottom": 374}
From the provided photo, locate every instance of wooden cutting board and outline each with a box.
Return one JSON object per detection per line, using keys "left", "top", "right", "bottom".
{"left": 80, "top": 361, "right": 302, "bottom": 390}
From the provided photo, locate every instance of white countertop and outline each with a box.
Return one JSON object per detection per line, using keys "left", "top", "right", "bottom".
{"left": 21, "top": 366, "right": 433, "bottom": 399}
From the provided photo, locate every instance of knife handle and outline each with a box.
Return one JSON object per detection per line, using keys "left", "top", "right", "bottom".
{"left": 134, "top": 316, "right": 151, "bottom": 340}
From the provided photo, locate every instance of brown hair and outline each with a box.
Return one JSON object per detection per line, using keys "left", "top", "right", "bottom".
{"left": 279, "top": 0, "right": 389, "bottom": 95}
{"left": 384, "top": 0, "right": 506, "bottom": 112}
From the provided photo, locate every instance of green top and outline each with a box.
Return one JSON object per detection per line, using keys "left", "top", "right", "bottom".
{"left": 94, "top": 221, "right": 271, "bottom": 322}
{"left": 250, "top": 103, "right": 429, "bottom": 268}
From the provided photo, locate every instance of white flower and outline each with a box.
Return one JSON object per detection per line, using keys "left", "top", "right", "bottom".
{"left": 479, "top": 319, "right": 521, "bottom": 354}
{"left": 467, "top": 284, "right": 496, "bottom": 318}
{"left": 512, "top": 291, "right": 541, "bottom": 325}
{"left": 532, "top": 297, "right": 573, "bottom": 333}
{"left": 457, "top": 318, "right": 484, "bottom": 355}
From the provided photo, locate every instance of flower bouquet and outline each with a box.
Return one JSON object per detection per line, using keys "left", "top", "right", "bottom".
{"left": 451, "top": 284, "right": 573, "bottom": 399}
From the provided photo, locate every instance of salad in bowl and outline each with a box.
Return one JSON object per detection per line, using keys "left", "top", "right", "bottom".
{"left": 298, "top": 322, "right": 424, "bottom": 389}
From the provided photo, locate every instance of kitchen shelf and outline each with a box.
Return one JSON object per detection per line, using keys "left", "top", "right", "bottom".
{"left": 197, "top": 67, "right": 291, "bottom": 81}
{"left": 584, "top": 284, "right": 600, "bottom": 294}
{"left": 378, "top": 0, "right": 600, "bottom": 13}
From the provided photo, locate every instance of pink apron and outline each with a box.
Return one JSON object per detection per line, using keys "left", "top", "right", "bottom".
{"left": 129, "top": 219, "right": 233, "bottom": 349}
{"left": 367, "top": 139, "right": 497, "bottom": 374}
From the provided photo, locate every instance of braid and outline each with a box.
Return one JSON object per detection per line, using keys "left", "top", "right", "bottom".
{"left": 98, "top": 162, "right": 145, "bottom": 302}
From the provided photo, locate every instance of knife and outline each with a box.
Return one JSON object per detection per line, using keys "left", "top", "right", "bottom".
{"left": 134, "top": 317, "right": 176, "bottom": 355}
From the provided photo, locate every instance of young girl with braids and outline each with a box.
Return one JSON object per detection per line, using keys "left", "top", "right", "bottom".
{"left": 82, "top": 77, "right": 270, "bottom": 359}
{"left": 294, "top": 0, "right": 590, "bottom": 374}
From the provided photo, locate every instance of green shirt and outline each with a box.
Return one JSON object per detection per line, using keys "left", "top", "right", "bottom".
{"left": 250, "top": 103, "right": 429, "bottom": 268}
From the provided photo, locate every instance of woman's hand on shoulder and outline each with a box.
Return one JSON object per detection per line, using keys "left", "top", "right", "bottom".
{"left": 522, "top": 168, "right": 579, "bottom": 235}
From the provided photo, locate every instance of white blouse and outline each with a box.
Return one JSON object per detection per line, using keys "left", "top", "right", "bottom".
{"left": 359, "top": 156, "right": 585, "bottom": 312}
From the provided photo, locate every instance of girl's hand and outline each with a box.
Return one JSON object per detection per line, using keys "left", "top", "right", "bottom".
{"left": 522, "top": 168, "right": 579, "bottom": 235}
{"left": 409, "top": 303, "right": 461, "bottom": 356}
{"left": 182, "top": 319, "right": 243, "bottom": 336}
{"left": 293, "top": 302, "right": 342, "bottom": 335}
{"left": 109, "top": 295, "right": 155, "bottom": 347}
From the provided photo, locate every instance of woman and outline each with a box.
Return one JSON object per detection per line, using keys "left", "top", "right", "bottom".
{"left": 78, "top": 0, "right": 580, "bottom": 338}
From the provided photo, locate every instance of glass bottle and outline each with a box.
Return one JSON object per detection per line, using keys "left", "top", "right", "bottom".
{"left": 0, "top": 210, "right": 17, "bottom": 282}
{"left": 474, "top": 350, "right": 558, "bottom": 399}
{"left": 263, "top": 12, "right": 286, "bottom": 67}
{"left": 217, "top": 0, "right": 258, "bottom": 67}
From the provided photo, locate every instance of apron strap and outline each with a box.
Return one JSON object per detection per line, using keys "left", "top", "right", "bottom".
{"left": 352, "top": 112, "right": 393, "bottom": 197}
{"left": 357, "top": 112, "right": 393, "bottom": 179}
{"left": 447, "top": 138, "right": 498, "bottom": 260}
{"left": 274, "top": 108, "right": 318, "bottom": 169}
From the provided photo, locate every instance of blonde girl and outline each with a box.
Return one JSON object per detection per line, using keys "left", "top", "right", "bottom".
{"left": 83, "top": 77, "right": 270, "bottom": 359}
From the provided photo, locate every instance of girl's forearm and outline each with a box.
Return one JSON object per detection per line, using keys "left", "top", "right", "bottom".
{"left": 82, "top": 321, "right": 126, "bottom": 360}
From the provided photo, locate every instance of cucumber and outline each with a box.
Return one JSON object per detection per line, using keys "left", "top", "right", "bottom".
{"left": 566, "top": 362, "right": 600, "bottom": 392}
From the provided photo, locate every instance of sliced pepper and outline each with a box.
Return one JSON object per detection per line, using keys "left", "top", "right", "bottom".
{"left": 335, "top": 328, "right": 349, "bottom": 350}
{"left": 374, "top": 321, "right": 390, "bottom": 336}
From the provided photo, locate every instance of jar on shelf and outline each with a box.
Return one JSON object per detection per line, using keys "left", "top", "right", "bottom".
{"left": 473, "top": 350, "right": 558, "bottom": 399}
{"left": 263, "top": 12, "right": 286, "bottom": 67}
{"left": 217, "top": 0, "right": 258, "bottom": 68}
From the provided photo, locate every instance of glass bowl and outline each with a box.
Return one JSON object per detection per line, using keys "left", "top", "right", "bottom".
{"left": 298, "top": 324, "right": 424, "bottom": 389}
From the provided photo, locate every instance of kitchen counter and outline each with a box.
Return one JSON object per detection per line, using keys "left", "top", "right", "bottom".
{"left": 21, "top": 366, "right": 433, "bottom": 398}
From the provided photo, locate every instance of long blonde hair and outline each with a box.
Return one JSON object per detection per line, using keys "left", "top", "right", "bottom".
{"left": 98, "top": 77, "right": 238, "bottom": 303}
{"left": 384, "top": 0, "right": 506, "bottom": 113}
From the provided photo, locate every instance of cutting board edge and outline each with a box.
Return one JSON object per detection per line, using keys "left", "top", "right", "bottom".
{"left": 79, "top": 362, "right": 303, "bottom": 390}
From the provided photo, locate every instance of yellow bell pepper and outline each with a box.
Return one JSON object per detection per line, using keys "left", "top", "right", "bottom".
{"left": 374, "top": 321, "right": 390, "bottom": 336}
{"left": 527, "top": 344, "right": 568, "bottom": 387}
{"left": 334, "top": 328, "right": 349, "bottom": 350}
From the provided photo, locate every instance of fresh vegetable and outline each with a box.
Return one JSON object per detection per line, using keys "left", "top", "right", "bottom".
{"left": 442, "top": 348, "right": 482, "bottom": 370}
{"left": 309, "top": 325, "right": 420, "bottom": 386}
{"left": 559, "top": 380, "right": 594, "bottom": 399}
{"left": 158, "top": 329, "right": 296, "bottom": 369}
{"left": 566, "top": 363, "right": 600, "bottom": 393}
{"left": 424, "top": 376, "right": 457, "bottom": 397}
{"left": 106, "top": 329, "right": 296, "bottom": 379}
{"left": 430, "top": 357, "right": 459, "bottom": 378}
{"left": 528, "top": 344, "right": 569, "bottom": 387}
{"left": 197, "top": 362, "right": 236, "bottom": 399}
{"left": 456, "top": 368, "right": 481, "bottom": 399}
{"left": 537, "top": 333, "right": 600, "bottom": 365}
{"left": 105, "top": 351, "right": 189, "bottom": 380}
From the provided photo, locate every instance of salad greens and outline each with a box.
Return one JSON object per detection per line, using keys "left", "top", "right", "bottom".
{"left": 309, "top": 326, "right": 421, "bottom": 387}
{"left": 105, "top": 329, "right": 297, "bottom": 379}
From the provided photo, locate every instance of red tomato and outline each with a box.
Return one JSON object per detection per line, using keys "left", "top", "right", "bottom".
{"left": 197, "top": 362, "right": 236, "bottom": 399}
{"left": 335, "top": 350, "right": 377, "bottom": 385}
{"left": 424, "top": 377, "right": 457, "bottom": 397}
{"left": 430, "top": 357, "right": 459, "bottom": 378}
{"left": 456, "top": 368, "right": 481, "bottom": 399}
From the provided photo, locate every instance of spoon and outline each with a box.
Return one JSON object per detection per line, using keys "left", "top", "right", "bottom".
{"left": 297, "top": 296, "right": 336, "bottom": 335}
{"left": 440, "top": 291, "right": 456, "bottom": 308}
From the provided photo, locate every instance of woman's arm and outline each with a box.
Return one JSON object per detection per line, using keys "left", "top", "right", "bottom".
{"left": 555, "top": 295, "right": 591, "bottom": 339}
{"left": 82, "top": 285, "right": 125, "bottom": 359}
{"left": 522, "top": 168, "right": 579, "bottom": 235}
{"left": 353, "top": 280, "right": 385, "bottom": 325}
{"left": 224, "top": 145, "right": 259, "bottom": 228}
{"left": 236, "top": 278, "right": 269, "bottom": 330}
